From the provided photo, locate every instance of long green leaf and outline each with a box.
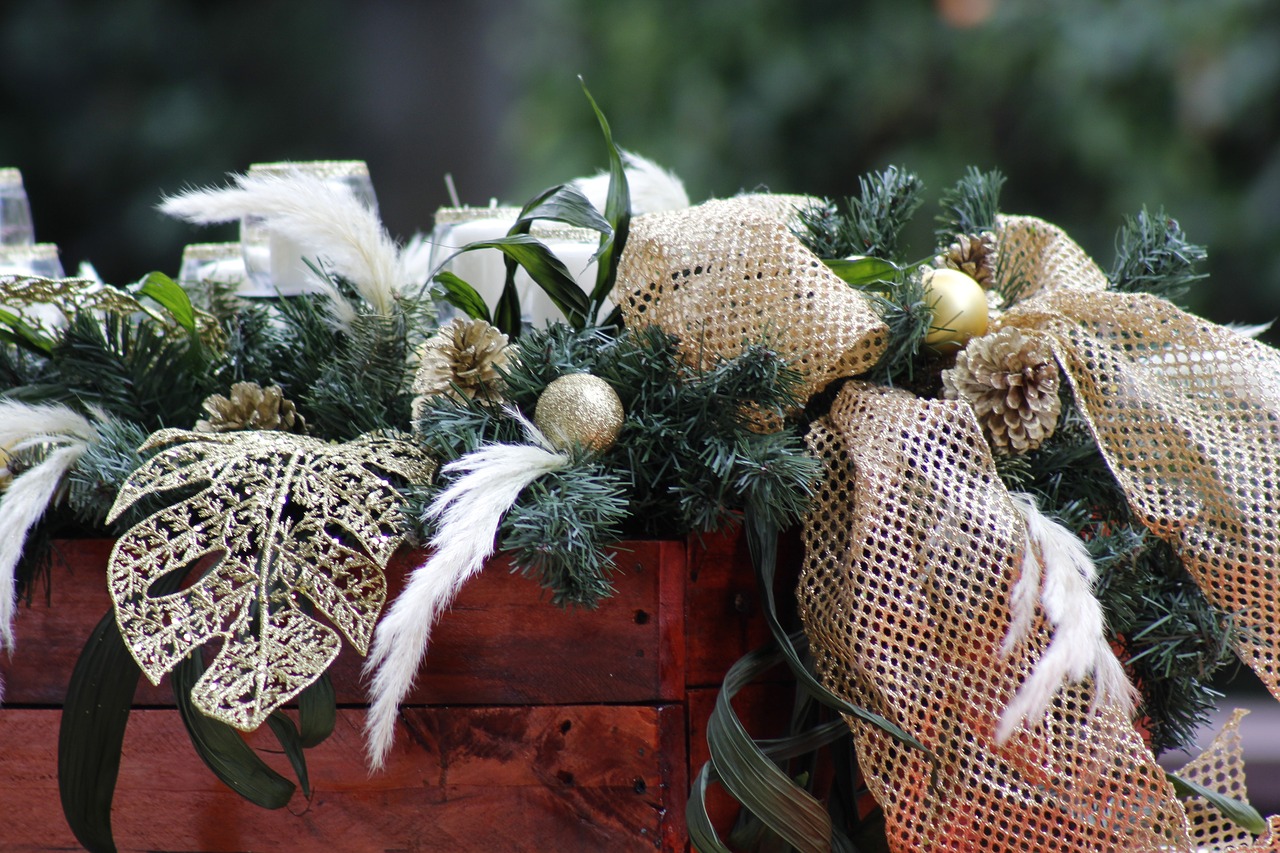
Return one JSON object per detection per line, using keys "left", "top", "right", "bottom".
{"left": 434, "top": 271, "right": 492, "bottom": 323}
{"left": 267, "top": 712, "right": 311, "bottom": 799}
{"left": 135, "top": 271, "right": 197, "bottom": 334}
{"left": 58, "top": 610, "right": 143, "bottom": 853}
{"left": 687, "top": 763, "right": 736, "bottom": 853}
{"left": 512, "top": 183, "right": 612, "bottom": 236}
{"left": 579, "top": 78, "right": 631, "bottom": 310}
{"left": 822, "top": 257, "right": 899, "bottom": 289}
{"left": 171, "top": 651, "right": 296, "bottom": 809}
{"left": 0, "top": 306, "right": 54, "bottom": 354}
{"left": 1166, "top": 769, "right": 1267, "bottom": 835}
{"left": 706, "top": 644, "right": 834, "bottom": 853}
{"left": 464, "top": 234, "right": 591, "bottom": 327}
{"left": 297, "top": 672, "right": 337, "bottom": 749}
{"left": 744, "top": 511, "right": 929, "bottom": 756}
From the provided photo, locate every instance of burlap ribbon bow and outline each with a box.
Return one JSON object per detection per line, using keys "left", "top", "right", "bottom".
{"left": 614, "top": 199, "right": 1280, "bottom": 851}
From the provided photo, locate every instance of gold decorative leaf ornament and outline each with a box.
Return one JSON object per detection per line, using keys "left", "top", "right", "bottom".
{"left": 107, "top": 429, "right": 434, "bottom": 730}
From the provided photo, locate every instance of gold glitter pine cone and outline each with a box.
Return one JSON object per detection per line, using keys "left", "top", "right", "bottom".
{"left": 936, "top": 231, "right": 999, "bottom": 288}
{"left": 195, "top": 382, "right": 304, "bottom": 433}
{"left": 412, "top": 317, "right": 510, "bottom": 406}
{"left": 941, "top": 326, "right": 1061, "bottom": 454}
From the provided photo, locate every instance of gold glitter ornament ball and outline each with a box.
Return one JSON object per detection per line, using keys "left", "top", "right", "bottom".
{"left": 534, "top": 373, "right": 625, "bottom": 453}
{"left": 922, "top": 267, "right": 989, "bottom": 351}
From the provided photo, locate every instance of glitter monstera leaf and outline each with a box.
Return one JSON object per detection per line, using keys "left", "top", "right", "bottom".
{"left": 106, "top": 429, "right": 434, "bottom": 730}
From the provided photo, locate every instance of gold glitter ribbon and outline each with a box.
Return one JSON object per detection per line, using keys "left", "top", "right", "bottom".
{"left": 613, "top": 197, "right": 1280, "bottom": 849}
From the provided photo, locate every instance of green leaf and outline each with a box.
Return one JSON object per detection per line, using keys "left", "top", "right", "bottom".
{"left": 266, "top": 712, "right": 311, "bottom": 799}
{"left": 687, "top": 763, "right": 736, "bottom": 853}
{"left": 461, "top": 234, "right": 591, "bottom": 329}
{"left": 1166, "top": 769, "right": 1267, "bottom": 835}
{"left": 172, "top": 650, "right": 296, "bottom": 809}
{"left": 822, "top": 257, "right": 900, "bottom": 289}
{"left": 135, "top": 272, "right": 197, "bottom": 335}
{"left": 579, "top": 78, "right": 631, "bottom": 311}
{"left": 745, "top": 510, "right": 930, "bottom": 757}
{"left": 57, "top": 610, "right": 143, "bottom": 853}
{"left": 297, "top": 672, "right": 337, "bottom": 749}
{"left": 0, "top": 306, "right": 54, "bottom": 354}
{"left": 705, "top": 644, "right": 834, "bottom": 853}
{"left": 512, "top": 183, "right": 612, "bottom": 236}
{"left": 434, "top": 271, "right": 492, "bottom": 323}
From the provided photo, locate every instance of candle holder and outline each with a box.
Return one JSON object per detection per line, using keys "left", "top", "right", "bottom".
{"left": 239, "top": 160, "right": 377, "bottom": 297}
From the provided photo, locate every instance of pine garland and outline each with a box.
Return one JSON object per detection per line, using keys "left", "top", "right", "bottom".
{"left": 412, "top": 323, "right": 821, "bottom": 605}
{"left": 1109, "top": 207, "right": 1208, "bottom": 303}
{"left": 795, "top": 165, "right": 924, "bottom": 263}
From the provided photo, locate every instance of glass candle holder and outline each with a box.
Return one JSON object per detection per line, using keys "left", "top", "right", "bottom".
{"left": 0, "top": 168, "right": 36, "bottom": 247}
{"left": 239, "top": 160, "right": 377, "bottom": 297}
{"left": 430, "top": 206, "right": 603, "bottom": 328}
{"left": 179, "top": 242, "right": 246, "bottom": 308}
{"left": 0, "top": 243, "right": 66, "bottom": 328}
{"left": 0, "top": 242, "right": 64, "bottom": 278}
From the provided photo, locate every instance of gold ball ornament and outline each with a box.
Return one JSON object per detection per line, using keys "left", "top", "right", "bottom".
{"left": 922, "top": 267, "right": 989, "bottom": 351}
{"left": 534, "top": 373, "right": 625, "bottom": 453}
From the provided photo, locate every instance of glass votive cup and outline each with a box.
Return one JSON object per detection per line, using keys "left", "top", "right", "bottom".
{"left": 239, "top": 160, "right": 378, "bottom": 297}
{"left": 0, "top": 167, "right": 36, "bottom": 247}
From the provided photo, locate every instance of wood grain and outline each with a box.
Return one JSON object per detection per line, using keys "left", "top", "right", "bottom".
{"left": 0, "top": 706, "right": 683, "bottom": 852}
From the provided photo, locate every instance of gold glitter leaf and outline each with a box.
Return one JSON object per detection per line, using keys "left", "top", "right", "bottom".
{"left": 106, "top": 429, "right": 434, "bottom": 731}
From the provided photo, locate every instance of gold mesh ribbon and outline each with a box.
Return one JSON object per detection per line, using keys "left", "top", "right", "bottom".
{"left": 995, "top": 221, "right": 1280, "bottom": 707}
{"left": 1173, "top": 709, "right": 1277, "bottom": 850}
{"left": 612, "top": 194, "right": 888, "bottom": 408}
{"left": 801, "top": 381, "right": 1191, "bottom": 850}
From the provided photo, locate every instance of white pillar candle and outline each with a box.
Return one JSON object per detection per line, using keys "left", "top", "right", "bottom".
{"left": 239, "top": 160, "right": 377, "bottom": 297}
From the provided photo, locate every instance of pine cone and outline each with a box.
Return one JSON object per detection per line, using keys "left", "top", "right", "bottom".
{"left": 412, "top": 318, "right": 510, "bottom": 408}
{"left": 195, "top": 382, "right": 304, "bottom": 433}
{"left": 942, "top": 327, "right": 1061, "bottom": 454}
{"left": 937, "top": 231, "right": 999, "bottom": 288}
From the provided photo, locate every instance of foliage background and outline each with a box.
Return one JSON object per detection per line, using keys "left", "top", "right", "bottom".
{"left": 3, "top": 0, "right": 1280, "bottom": 344}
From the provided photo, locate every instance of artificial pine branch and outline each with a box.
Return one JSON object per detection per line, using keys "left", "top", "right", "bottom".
{"left": 935, "top": 166, "right": 1005, "bottom": 242}
{"left": 1109, "top": 207, "right": 1208, "bottom": 304}
{"left": 794, "top": 166, "right": 924, "bottom": 262}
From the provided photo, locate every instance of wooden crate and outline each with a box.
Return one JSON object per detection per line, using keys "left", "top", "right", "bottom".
{"left": 0, "top": 530, "right": 783, "bottom": 852}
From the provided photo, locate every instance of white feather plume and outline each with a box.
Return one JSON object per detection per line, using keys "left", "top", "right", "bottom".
{"left": 363, "top": 417, "right": 568, "bottom": 768}
{"left": 160, "top": 169, "right": 406, "bottom": 322}
{"left": 572, "top": 150, "right": 690, "bottom": 215}
{"left": 0, "top": 402, "right": 97, "bottom": 691}
{"left": 996, "top": 492, "right": 1137, "bottom": 743}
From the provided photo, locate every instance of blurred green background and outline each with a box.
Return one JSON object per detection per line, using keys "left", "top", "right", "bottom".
{"left": 4, "top": 0, "right": 1280, "bottom": 342}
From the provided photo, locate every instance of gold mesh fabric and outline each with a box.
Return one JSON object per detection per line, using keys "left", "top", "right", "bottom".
{"left": 799, "top": 381, "right": 1193, "bottom": 851}
{"left": 996, "top": 258, "right": 1280, "bottom": 709}
{"left": 1175, "top": 709, "right": 1260, "bottom": 849}
{"left": 994, "top": 214, "right": 1109, "bottom": 301}
{"left": 612, "top": 195, "right": 887, "bottom": 408}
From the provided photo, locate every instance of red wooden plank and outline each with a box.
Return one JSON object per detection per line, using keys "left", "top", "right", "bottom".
{"left": 2, "top": 539, "right": 680, "bottom": 708}
{"left": 684, "top": 528, "right": 771, "bottom": 688}
{"left": 0, "top": 705, "right": 678, "bottom": 852}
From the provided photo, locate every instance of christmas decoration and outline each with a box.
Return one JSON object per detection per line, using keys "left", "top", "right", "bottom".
{"left": 194, "top": 381, "right": 305, "bottom": 433}
{"left": 922, "top": 266, "right": 989, "bottom": 350}
{"left": 941, "top": 325, "right": 1062, "bottom": 453}
{"left": 107, "top": 429, "right": 433, "bottom": 729}
{"left": 532, "top": 372, "right": 624, "bottom": 452}
{"left": 4, "top": 92, "right": 1280, "bottom": 853}
{"left": 936, "top": 229, "right": 999, "bottom": 287}
{"left": 410, "top": 316, "right": 509, "bottom": 409}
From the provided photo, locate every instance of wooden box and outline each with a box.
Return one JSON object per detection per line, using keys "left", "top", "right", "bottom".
{"left": 0, "top": 530, "right": 780, "bottom": 852}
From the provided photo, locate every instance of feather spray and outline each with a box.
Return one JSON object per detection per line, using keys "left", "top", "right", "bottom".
{"left": 996, "top": 491, "right": 1138, "bottom": 742}
{"left": 159, "top": 170, "right": 407, "bottom": 326}
{"left": 0, "top": 402, "right": 98, "bottom": 696}
{"left": 363, "top": 413, "right": 569, "bottom": 768}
